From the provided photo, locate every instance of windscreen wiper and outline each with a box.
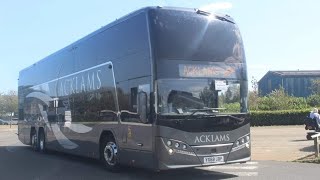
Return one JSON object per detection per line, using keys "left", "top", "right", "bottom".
{"left": 214, "top": 114, "right": 245, "bottom": 123}
{"left": 189, "top": 108, "right": 225, "bottom": 116}
{"left": 184, "top": 108, "right": 226, "bottom": 120}
{"left": 215, "top": 15, "right": 235, "bottom": 24}
{"left": 195, "top": 8, "right": 235, "bottom": 24}
{"left": 227, "top": 115, "right": 245, "bottom": 122}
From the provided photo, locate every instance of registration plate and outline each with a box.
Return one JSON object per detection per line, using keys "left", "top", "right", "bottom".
{"left": 204, "top": 156, "right": 224, "bottom": 164}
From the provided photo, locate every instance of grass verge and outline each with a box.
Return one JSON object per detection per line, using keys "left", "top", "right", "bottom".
{"left": 294, "top": 154, "right": 320, "bottom": 164}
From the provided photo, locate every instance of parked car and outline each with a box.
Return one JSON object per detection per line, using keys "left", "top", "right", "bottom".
{"left": 11, "top": 118, "right": 19, "bottom": 125}
{"left": 0, "top": 119, "right": 9, "bottom": 125}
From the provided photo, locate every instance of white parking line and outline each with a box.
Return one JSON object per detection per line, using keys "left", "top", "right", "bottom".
{"left": 6, "top": 146, "right": 16, "bottom": 152}
{"left": 202, "top": 171, "right": 259, "bottom": 177}
{"left": 245, "top": 161, "right": 259, "bottom": 165}
{"left": 208, "top": 166, "right": 258, "bottom": 170}
{"left": 4, "top": 141, "right": 23, "bottom": 152}
{"left": 200, "top": 161, "right": 259, "bottom": 177}
{"left": 226, "top": 172, "right": 258, "bottom": 177}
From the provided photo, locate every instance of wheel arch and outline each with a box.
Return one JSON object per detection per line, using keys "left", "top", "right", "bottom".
{"left": 38, "top": 127, "right": 45, "bottom": 136}
{"left": 30, "top": 127, "right": 37, "bottom": 145}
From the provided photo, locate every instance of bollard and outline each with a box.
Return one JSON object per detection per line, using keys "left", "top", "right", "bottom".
{"left": 314, "top": 138, "right": 319, "bottom": 157}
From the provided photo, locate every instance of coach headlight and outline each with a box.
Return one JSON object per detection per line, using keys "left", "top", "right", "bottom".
{"left": 232, "top": 134, "right": 250, "bottom": 152}
{"left": 168, "top": 148, "right": 174, "bottom": 155}
{"left": 167, "top": 140, "right": 172, "bottom": 146}
{"left": 236, "top": 140, "right": 240, "bottom": 147}
{"left": 182, "top": 144, "right": 187, "bottom": 150}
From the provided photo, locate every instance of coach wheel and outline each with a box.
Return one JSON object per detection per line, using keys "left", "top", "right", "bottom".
{"left": 306, "top": 134, "right": 312, "bottom": 140}
{"left": 31, "top": 133, "right": 38, "bottom": 151}
{"left": 38, "top": 131, "right": 46, "bottom": 153}
{"left": 101, "top": 137, "right": 120, "bottom": 171}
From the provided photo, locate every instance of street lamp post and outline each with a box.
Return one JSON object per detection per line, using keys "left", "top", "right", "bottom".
{"left": 9, "top": 112, "right": 14, "bottom": 128}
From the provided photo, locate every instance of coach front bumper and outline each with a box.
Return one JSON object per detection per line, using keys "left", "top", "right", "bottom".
{"left": 155, "top": 134, "right": 251, "bottom": 170}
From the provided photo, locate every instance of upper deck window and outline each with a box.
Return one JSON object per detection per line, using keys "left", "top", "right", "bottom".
{"left": 150, "top": 9, "right": 245, "bottom": 63}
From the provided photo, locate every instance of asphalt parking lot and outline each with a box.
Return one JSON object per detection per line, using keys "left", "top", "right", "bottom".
{"left": 251, "top": 125, "right": 313, "bottom": 161}
{"left": 0, "top": 125, "right": 318, "bottom": 180}
{"left": 0, "top": 125, "right": 313, "bottom": 161}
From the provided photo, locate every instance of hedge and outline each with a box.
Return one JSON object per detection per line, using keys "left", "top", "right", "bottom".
{"left": 249, "top": 109, "right": 310, "bottom": 126}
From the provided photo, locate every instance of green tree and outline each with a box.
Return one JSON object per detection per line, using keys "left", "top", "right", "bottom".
{"left": 200, "top": 87, "right": 215, "bottom": 107}
{"left": 257, "top": 86, "right": 308, "bottom": 110}
{"left": 310, "top": 79, "right": 320, "bottom": 94}
{"left": 249, "top": 91, "right": 259, "bottom": 110}
{"left": 200, "top": 81, "right": 217, "bottom": 107}
{"left": 307, "top": 79, "right": 320, "bottom": 107}
{"left": 248, "top": 76, "right": 259, "bottom": 111}
{"left": 307, "top": 94, "right": 320, "bottom": 107}
{"left": 0, "top": 91, "right": 18, "bottom": 118}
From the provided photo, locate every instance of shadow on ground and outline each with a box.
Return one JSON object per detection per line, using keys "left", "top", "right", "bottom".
{"left": 0, "top": 145, "right": 238, "bottom": 180}
{"left": 300, "top": 145, "right": 315, "bottom": 153}
{"left": 291, "top": 139, "right": 310, "bottom": 142}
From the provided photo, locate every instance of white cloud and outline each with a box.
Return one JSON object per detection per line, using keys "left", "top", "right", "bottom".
{"left": 199, "top": 2, "right": 233, "bottom": 12}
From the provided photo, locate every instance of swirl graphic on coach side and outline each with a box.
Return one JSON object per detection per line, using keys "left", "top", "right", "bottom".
{"left": 26, "top": 92, "right": 93, "bottom": 149}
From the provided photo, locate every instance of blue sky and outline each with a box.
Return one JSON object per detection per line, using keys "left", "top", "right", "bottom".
{"left": 1, "top": 0, "right": 319, "bottom": 92}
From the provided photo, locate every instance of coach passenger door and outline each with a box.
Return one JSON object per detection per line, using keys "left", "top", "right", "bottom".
{"left": 119, "top": 78, "right": 153, "bottom": 166}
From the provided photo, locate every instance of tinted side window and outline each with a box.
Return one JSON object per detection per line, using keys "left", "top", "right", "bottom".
{"left": 119, "top": 78, "right": 151, "bottom": 123}
{"left": 68, "top": 63, "right": 118, "bottom": 122}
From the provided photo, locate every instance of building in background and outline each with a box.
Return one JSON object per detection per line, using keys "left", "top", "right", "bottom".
{"left": 258, "top": 70, "right": 320, "bottom": 97}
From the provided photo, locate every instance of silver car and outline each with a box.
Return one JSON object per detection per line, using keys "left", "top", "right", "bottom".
{"left": 0, "top": 119, "right": 9, "bottom": 125}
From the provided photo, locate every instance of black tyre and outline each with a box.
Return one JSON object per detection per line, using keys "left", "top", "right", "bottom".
{"left": 101, "top": 136, "right": 120, "bottom": 172}
{"left": 306, "top": 134, "right": 312, "bottom": 140}
{"left": 31, "top": 132, "right": 38, "bottom": 151}
{"left": 38, "top": 130, "right": 46, "bottom": 153}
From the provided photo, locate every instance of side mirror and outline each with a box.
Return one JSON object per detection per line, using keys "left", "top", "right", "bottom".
{"left": 138, "top": 91, "right": 148, "bottom": 123}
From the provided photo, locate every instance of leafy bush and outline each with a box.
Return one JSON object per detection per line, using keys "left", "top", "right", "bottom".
{"left": 249, "top": 109, "right": 310, "bottom": 126}
{"left": 310, "top": 79, "right": 320, "bottom": 94}
{"left": 246, "top": 87, "right": 320, "bottom": 126}
{"left": 307, "top": 94, "right": 320, "bottom": 107}
{"left": 248, "top": 91, "right": 259, "bottom": 111}
{"left": 249, "top": 87, "right": 309, "bottom": 111}
{"left": 220, "top": 102, "right": 240, "bottom": 112}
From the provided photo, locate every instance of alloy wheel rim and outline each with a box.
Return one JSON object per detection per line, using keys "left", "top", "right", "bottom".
{"left": 40, "top": 137, "right": 44, "bottom": 150}
{"left": 32, "top": 134, "right": 37, "bottom": 147}
{"left": 104, "top": 142, "right": 117, "bottom": 166}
